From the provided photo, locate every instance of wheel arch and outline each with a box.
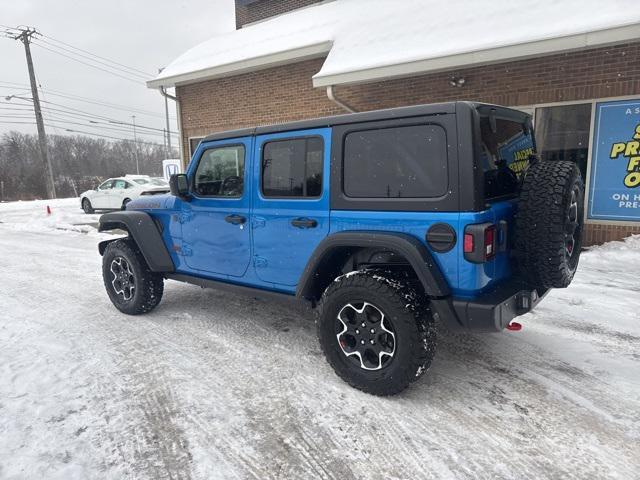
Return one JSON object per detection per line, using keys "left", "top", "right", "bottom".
{"left": 296, "top": 231, "right": 451, "bottom": 302}
{"left": 98, "top": 211, "right": 174, "bottom": 272}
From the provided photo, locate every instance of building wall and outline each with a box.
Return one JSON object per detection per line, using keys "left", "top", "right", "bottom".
{"left": 235, "top": 0, "right": 327, "bottom": 28}
{"left": 176, "top": 41, "right": 640, "bottom": 245}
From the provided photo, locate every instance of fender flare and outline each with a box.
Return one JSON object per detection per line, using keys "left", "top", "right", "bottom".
{"left": 98, "top": 211, "right": 174, "bottom": 272}
{"left": 296, "top": 231, "right": 451, "bottom": 300}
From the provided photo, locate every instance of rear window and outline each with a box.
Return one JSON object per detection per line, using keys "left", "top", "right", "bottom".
{"left": 480, "top": 116, "right": 534, "bottom": 200}
{"left": 343, "top": 125, "right": 448, "bottom": 198}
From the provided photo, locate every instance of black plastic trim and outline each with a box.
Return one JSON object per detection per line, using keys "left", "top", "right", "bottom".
{"left": 296, "top": 231, "right": 451, "bottom": 301}
{"left": 98, "top": 211, "right": 175, "bottom": 272}
{"left": 452, "top": 282, "right": 548, "bottom": 332}
{"left": 166, "top": 273, "right": 309, "bottom": 307}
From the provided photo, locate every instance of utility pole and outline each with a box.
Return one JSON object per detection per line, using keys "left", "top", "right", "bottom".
{"left": 131, "top": 115, "right": 140, "bottom": 174}
{"left": 13, "top": 28, "right": 56, "bottom": 199}
{"left": 159, "top": 68, "right": 172, "bottom": 157}
{"left": 164, "top": 91, "right": 172, "bottom": 156}
{"left": 162, "top": 128, "right": 168, "bottom": 157}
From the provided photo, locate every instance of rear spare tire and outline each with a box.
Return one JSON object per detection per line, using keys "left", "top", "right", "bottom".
{"left": 515, "top": 160, "right": 584, "bottom": 289}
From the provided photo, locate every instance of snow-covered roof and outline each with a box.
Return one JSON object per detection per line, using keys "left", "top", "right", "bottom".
{"left": 148, "top": 0, "right": 640, "bottom": 89}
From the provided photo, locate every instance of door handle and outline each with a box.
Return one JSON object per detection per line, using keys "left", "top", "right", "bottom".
{"left": 291, "top": 218, "right": 318, "bottom": 229}
{"left": 225, "top": 214, "right": 246, "bottom": 225}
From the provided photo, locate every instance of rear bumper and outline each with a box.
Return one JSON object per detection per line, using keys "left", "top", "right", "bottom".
{"left": 431, "top": 282, "right": 548, "bottom": 332}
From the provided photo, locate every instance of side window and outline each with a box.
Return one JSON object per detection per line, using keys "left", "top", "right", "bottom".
{"left": 194, "top": 145, "right": 245, "bottom": 197}
{"left": 113, "top": 180, "right": 126, "bottom": 189}
{"left": 99, "top": 180, "right": 113, "bottom": 190}
{"left": 343, "top": 125, "right": 448, "bottom": 198}
{"left": 262, "top": 137, "right": 323, "bottom": 198}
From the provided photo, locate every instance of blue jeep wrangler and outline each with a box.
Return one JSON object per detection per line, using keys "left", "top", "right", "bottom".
{"left": 98, "top": 102, "right": 584, "bottom": 395}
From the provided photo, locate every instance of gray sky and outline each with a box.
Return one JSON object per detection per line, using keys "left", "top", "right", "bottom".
{"left": 0, "top": 0, "right": 235, "bottom": 146}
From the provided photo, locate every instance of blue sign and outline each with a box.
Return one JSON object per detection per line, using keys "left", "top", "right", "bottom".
{"left": 588, "top": 99, "right": 640, "bottom": 222}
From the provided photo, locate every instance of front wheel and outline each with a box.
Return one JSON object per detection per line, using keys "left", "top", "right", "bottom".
{"left": 82, "top": 198, "right": 94, "bottom": 214}
{"left": 102, "top": 239, "right": 164, "bottom": 314}
{"left": 316, "top": 270, "right": 436, "bottom": 396}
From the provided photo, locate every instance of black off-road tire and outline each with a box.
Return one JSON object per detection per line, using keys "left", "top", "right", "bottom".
{"left": 316, "top": 270, "right": 436, "bottom": 396}
{"left": 516, "top": 160, "right": 584, "bottom": 288}
{"left": 102, "top": 238, "right": 164, "bottom": 315}
{"left": 82, "top": 198, "right": 94, "bottom": 214}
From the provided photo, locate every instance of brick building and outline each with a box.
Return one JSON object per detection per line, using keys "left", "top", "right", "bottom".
{"left": 149, "top": 0, "right": 640, "bottom": 245}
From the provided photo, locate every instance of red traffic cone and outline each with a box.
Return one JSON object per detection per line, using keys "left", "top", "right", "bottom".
{"left": 46, "top": 205, "right": 52, "bottom": 215}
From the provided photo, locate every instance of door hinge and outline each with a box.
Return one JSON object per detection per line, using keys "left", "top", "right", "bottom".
{"left": 181, "top": 244, "right": 193, "bottom": 257}
{"left": 253, "top": 256, "right": 268, "bottom": 268}
{"left": 252, "top": 216, "right": 266, "bottom": 229}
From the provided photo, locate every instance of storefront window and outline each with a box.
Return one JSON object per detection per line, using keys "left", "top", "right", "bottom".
{"left": 535, "top": 103, "right": 592, "bottom": 177}
{"left": 189, "top": 137, "right": 204, "bottom": 158}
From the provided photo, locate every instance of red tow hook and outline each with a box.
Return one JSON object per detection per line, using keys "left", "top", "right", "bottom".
{"left": 506, "top": 321, "right": 522, "bottom": 332}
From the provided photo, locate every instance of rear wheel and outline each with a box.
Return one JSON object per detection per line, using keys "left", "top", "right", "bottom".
{"left": 516, "top": 160, "right": 584, "bottom": 288}
{"left": 102, "top": 239, "right": 164, "bottom": 314}
{"left": 82, "top": 198, "right": 94, "bottom": 214}
{"left": 316, "top": 270, "right": 436, "bottom": 396}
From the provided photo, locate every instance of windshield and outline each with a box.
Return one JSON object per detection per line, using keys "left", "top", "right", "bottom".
{"left": 479, "top": 114, "right": 534, "bottom": 200}
{"left": 149, "top": 178, "right": 168, "bottom": 186}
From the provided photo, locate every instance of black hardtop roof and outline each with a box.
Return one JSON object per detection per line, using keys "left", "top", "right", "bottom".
{"left": 201, "top": 101, "right": 522, "bottom": 143}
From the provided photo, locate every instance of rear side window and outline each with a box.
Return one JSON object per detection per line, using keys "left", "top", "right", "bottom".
{"left": 262, "top": 137, "right": 323, "bottom": 198}
{"left": 480, "top": 116, "right": 534, "bottom": 200}
{"left": 343, "top": 125, "right": 448, "bottom": 198}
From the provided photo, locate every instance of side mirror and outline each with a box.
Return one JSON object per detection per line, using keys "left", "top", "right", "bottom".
{"left": 170, "top": 173, "right": 190, "bottom": 199}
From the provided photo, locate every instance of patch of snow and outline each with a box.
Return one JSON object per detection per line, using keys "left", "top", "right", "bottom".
{"left": 152, "top": 0, "right": 640, "bottom": 87}
{"left": 0, "top": 201, "right": 639, "bottom": 478}
{"left": 0, "top": 198, "right": 106, "bottom": 237}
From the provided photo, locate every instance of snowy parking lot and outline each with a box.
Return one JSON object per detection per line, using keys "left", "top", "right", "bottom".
{"left": 0, "top": 199, "right": 639, "bottom": 479}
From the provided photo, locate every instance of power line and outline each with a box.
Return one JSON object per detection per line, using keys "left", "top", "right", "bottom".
{"left": 1, "top": 97, "right": 178, "bottom": 135}
{"left": 31, "top": 42, "right": 146, "bottom": 85}
{"left": 0, "top": 119, "right": 168, "bottom": 146}
{"left": 38, "top": 33, "right": 153, "bottom": 77}
{"left": 0, "top": 80, "right": 175, "bottom": 119}
{"left": 53, "top": 126, "right": 168, "bottom": 146}
{"left": 34, "top": 37, "right": 150, "bottom": 80}
{"left": 0, "top": 110, "right": 178, "bottom": 140}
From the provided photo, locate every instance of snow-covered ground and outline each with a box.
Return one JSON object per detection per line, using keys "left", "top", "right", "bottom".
{"left": 0, "top": 199, "right": 638, "bottom": 480}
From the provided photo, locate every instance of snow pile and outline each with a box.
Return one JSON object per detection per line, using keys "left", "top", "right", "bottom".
{"left": 0, "top": 198, "right": 102, "bottom": 235}
{"left": 151, "top": 0, "right": 640, "bottom": 87}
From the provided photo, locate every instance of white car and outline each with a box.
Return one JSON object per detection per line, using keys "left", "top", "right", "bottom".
{"left": 80, "top": 175, "right": 170, "bottom": 213}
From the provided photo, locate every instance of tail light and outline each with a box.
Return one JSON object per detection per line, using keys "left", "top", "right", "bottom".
{"left": 484, "top": 225, "right": 496, "bottom": 259}
{"left": 464, "top": 222, "right": 497, "bottom": 263}
{"left": 463, "top": 233, "right": 474, "bottom": 253}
